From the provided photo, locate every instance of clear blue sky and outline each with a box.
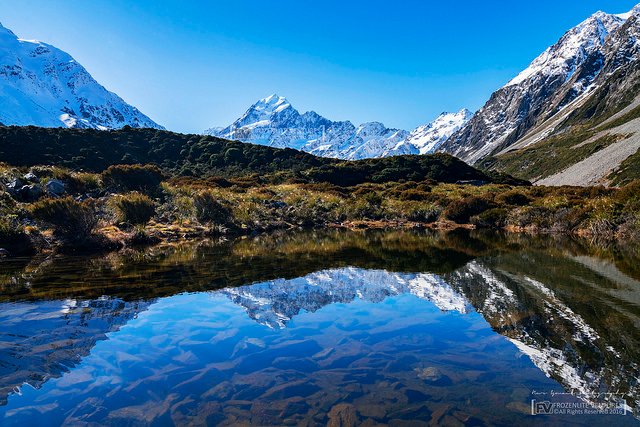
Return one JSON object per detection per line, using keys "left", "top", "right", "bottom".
{"left": 0, "top": 1, "right": 637, "bottom": 133}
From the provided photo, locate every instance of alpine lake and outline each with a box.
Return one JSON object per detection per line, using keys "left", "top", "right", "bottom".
{"left": 0, "top": 229, "right": 639, "bottom": 426}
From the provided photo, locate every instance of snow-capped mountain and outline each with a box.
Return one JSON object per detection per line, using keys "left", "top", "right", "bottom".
{"left": 0, "top": 297, "right": 151, "bottom": 405}
{"left": 440, "top": 7, "right": 632, "bottom": 164}
{"left": 445, "top": 258, "right": 640, "bottom": 414}
{"left": 204, "top": 94, "right": 355, "bottom": 155}
{"left": 212, "top": 258, "right": 639, "bottom": 413}
{"left": 205, "top": 94, "right": 469, "bottom": 160}
{"left": 0, "top": 23, "right": 163, "bottom": 129}
{"left": 389, "top": 109, "right": 472, "bottom": 155}
{"left": 217, "top": 267, "right": 470, "bottom": 329}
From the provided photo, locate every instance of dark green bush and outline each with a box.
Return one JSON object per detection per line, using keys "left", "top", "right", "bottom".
{"left": 112, "top": 193, "right": 156, "bottom": 225}
{"left": 551, "top": 207, "right": 589, "bottom": 232}
{"left": 471, "top": 208, "right": 508, "bottom": 229}
{"left": 0, "top": 216, "right": 33, "bottom": 254}
{"left": 496, "top": 190, "right": 532, "bottom": 206}
{"left": 193, "top": 190, "right": 232, "bottom": 224}
{"left": 102, "top": 164, "right": 165, "bottom": 193}
{"left": 509, "top": 206, "right": 553, "bottom": 229}
{"left": 616, "top": 180, "right": 640, "bottom": 202}
{"left": 399, "top": 189, "right": 432, "bottom": 201}
{"left": 29, "top": 197, "right": 97, "bottom": 240}
{"left": 444, "top": 196, "right": 493, "bottom": 224}
{"left": 362, "top": 192, "right": 383, "bottom": 206}
{"left": 405, "top": 206, "right": 441, "bottom": 223}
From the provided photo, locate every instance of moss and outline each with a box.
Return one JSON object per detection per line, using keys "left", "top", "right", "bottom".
{"left": 608, "top": 149, "right": 640, "bottom": 186}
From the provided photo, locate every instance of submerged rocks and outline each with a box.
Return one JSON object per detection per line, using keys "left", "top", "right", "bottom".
{"left": 327, "top": 403, "right": 358, "bottom": 427}
{"left": 415, "top": 367, "right": 451, "bottom": 385}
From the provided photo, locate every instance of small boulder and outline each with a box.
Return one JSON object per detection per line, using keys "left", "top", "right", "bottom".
{"left": 6, "top": 178, "right": 25, "bottom": 193}
{"left": 19, "top": 184, "right": 43, "bottom": 202}
{"left": 0, "top": 248, "right": 10, "bottom": 258}
{"left": 46, "top": 179, "right": 65, "bottom": 196}
{"left": 23, "top": 172, "right": 38, "bottom": 182}
{"left": 264, "top": 200, "right": 288, "bottom": 209}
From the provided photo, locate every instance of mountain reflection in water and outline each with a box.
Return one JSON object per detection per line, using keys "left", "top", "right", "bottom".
{"left": 0, "top": 230, "right": 638, "bottom": 426}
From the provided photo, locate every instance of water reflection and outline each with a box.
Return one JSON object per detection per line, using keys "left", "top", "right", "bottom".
{"left": 0, "top": 298, "right": 150, "bottom": 406}
{"left": 0, "top": 230, "right": 638, "bottom": 425}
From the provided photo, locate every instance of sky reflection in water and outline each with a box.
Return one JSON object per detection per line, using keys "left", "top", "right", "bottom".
{"left": 0, "top": 231, "right": 638, "bottom": 426}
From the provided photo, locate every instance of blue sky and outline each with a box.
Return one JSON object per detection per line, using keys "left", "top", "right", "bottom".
{"left": 1, "top": 1, "right": 637, "bottom": 133}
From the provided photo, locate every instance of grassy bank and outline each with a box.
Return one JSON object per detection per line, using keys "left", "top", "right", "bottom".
{"left": 0, "top": 162, "right": 639, "bottom": 257}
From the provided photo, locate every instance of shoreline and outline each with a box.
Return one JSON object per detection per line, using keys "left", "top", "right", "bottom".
{"left": 3, "top": 218, "right": 637, "bottom": 260}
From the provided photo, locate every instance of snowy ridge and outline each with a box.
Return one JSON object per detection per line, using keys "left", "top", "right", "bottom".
{"left": 445, "top": 260, "right": 638, "bottom": 413}
{"left": 216, "top": 267, "right": 470, "bottom": 329}
{"left": 0, "top": 22, "right": 163, "bottom": 129}
{"left": 205, "top": 95, "right": 469, "bottom": 160}
{"left": 440, "top": 4, "right": 640, "bottom": 164}
{"left": 505, "top": 11, "right": 625, "bottom": 87}
{"left": 395, "top": 109, "right": 472, "bottom": 155}
{"left": 0, "top": 297, "right": 152, "bottom": 405}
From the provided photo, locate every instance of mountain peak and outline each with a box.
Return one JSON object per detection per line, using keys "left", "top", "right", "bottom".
{"left": 433, "top": 109, "right": 473, "bottom": 124}
{"left": 0, "top": 22, "right": 163, "bottom": 129}
{"left": 505, "top": 8, "right": 625, "bottom": 87}
{"left": 249, "top": 94, "right": 293, "bottom": 117}
{"left": 259, "top": 93, "right": 289, "bottom": 105}
{"left": 0, "top": 22, "right": 17, "bottom": 39}
{"left": 205, "top": 96, "right": 472, "bottom": 159}
{"left": 615, "top": 3, "right": 640, "bottom": 19}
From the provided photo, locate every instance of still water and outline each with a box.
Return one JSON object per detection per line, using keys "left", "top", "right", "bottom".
{"left": 0, "top": 230, "right": 639, "bottom": 426}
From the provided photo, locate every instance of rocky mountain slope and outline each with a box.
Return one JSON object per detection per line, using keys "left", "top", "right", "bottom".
{"left": 442, "top": 4, "right": 640, "bottom": 186}
{"left": 205, "top": 95, "right": 470, "bottom": 160}
{"left": 0, "top": 23, "right": 163, "bottom": 129}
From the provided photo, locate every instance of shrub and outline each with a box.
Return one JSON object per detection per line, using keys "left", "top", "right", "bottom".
{"left": 615, "top": 180, "right": 640, "bottom": 213}
{"left": 551, "top": 207, "right": 589, "bottom": 232}
{"left": 29, "top": 197, "right": 97, "bottom": 240}
{"left": 399, "top": 189, "right": 432, "bottom": 201}
{"left": 224, "top": 148, "right": 244, "bottom": 163}
{"left": 404, "top": 205, "right": 441, "bottom": 223}
{"left": 362, "top": 191, "right": 383, "bottom": 206}
{"left": 0, "top": 216, "right": 33, "bottom": 254}
{"left": 112, "top": 193, "right": 156, "bottom": 225}
{"left": 496, "top": 190, "right": 532, "bottom": 206}
{"left": 102, "top": 164, "right": 165, "bottom": 193}
{"left": 67, "top": 172, "right": 102, "bottom": 194}
{"left": 508, "top": 206, "right": 553, "bottom": 229}
{"left": 193, "top": 190, "right": 233, "bottom": 225}
{"left": 444, "top": 196, "right": 493, "bottom": 224}
{"left": 471, "top": 208, "right": 508, "bottom": 229}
